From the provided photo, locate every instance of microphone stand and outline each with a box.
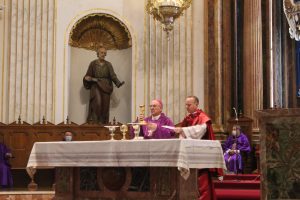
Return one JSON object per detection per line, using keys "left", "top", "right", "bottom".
{"left": 234, "top": 136, "right": 241, "bottom": 182}
{"left": 232, "top": 107, "right": 240, "bottom": 181}
{"left": 232, "top": 135, "right": 239, "bottom": 181}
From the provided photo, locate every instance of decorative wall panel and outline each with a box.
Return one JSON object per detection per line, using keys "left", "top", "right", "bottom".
{"left": 257, "top": 109, "right": 300, "bottom": 200}
{"left": 1, "top": 0, "right": 205, "bottom": 125}
{"left": 3, "top": 0, "right": 56, "bottom": 123}
{"left": 145, "top": 5, "right": 194, "bottom": 123}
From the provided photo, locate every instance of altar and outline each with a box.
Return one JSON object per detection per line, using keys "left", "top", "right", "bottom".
{"left": 27, "top": 139, "right": 226, "bottom": 200}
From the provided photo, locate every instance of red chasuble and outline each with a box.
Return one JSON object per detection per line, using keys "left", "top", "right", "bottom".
{"left": 181, "top": 109, "right": 215, "bottom": 140}
{"left": 181, "top": 109, "right": 222, "bottom": 200}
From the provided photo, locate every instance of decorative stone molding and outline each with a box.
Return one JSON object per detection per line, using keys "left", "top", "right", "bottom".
{"left": 69, "top": 13, "right": 132, "bottom": 51}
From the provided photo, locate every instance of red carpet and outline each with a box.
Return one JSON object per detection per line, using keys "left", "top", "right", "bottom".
{"left": 214, "top": 174, "right": 260, "bottom": 200}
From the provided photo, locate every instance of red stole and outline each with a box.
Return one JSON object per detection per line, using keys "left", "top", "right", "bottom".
{"left": 181, "top": 109, "right": 215, "bottom": 140}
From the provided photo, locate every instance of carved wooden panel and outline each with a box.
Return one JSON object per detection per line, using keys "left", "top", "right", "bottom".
{"left": 0, "top": 132, "right": 5, "bottom": 143}
{"left": 150, "top": 167, "right": 177, "bottom": 199}
{"left": 55, "top": 167, "right": 74, "bottom": 200}
{"left": 77, "top": 131, "right": 109, "bottom": 141}
{"left": 7, "top": 131, "right": 31, "bottom": 168}
{"left": 58, "top": 167, "right": 198, "bottom": 200}
{"left": 10, "top": 132, "right": 28, "bottom": 149}
{"left": 0, "top": 121, "right": 129, "bottom": 168}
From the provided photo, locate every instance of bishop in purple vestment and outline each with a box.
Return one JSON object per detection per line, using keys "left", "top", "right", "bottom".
{"left": 130, "top": 99, "right": 175, "bottom": 139}
{"left": 223, "top": 125, "right": 251, "bottom": 174}
{"left": 0, "top": 143, "right": 13, "bottom": 187}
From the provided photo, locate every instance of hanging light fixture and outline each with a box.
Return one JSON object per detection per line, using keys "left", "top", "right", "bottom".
{"left": 146, "top": 0, "right": 192, "bottom": 36}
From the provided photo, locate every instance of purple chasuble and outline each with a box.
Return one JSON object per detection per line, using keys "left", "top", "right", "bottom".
{"left": 0, "top": 143, "right": 13, "bottom": 187}
{"left": 142, "top": 113, "right": 175, "bottom": 139}
{"left": 130, "top": 113, "right": 175, "bottom": 139}
{"left": 223, "top": 133, "right": 251, "bottom": 173}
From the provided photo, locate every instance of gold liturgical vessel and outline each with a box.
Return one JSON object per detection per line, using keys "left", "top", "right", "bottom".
{"left": 120, "top": 124, "right": 128, "bottom": 140}
{"left": 139, "top": 105, "right": 147, "bottom": 125}
{"left": 128, "top": 104, "right": 148, "bottom": 139}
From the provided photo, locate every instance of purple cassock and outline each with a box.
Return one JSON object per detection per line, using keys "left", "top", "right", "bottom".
{"left": 223, "top": 133, "right": 251, "bottom": 173}
{"left": 0, "top": 143, "right": 13, "bottom": 187}
{"left": 130, "top": 113, "right": 175, "bottom": 139}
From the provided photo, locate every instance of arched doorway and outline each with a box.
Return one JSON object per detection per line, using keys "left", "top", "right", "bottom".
{"left": 68, "top": 13, "right": 132, "bottom": 124}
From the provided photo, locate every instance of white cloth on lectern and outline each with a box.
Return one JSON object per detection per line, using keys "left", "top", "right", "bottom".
{"left": 182, "top": 124, "right": 207, "bottom": 139}
{"left": 178, "top": 166, "right": 190, "bottom": 180}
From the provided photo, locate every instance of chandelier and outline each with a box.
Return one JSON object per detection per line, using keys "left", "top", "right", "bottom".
{"left": 146, "top": 0, "right": 192, "bottom": 36}
{"left": 283, "top": 0, "right": 300, "bottom": 41}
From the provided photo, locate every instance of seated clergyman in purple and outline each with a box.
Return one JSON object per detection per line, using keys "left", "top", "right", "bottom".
{"left": 130, "top": 99, "right": 175, "bottom": 139}
{"left": 0, "top": 143, "right": 13, "bottom": 188}
{"left": 223, "top": 125, "right": 251, "bottom": 174}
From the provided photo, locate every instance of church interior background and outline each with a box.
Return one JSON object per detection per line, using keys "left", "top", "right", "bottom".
{"left": 0, "top": 0, "right": 300, "bottom": 199}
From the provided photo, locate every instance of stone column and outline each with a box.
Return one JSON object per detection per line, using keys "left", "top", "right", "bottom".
{"left": 243, "top": 0, "right": 263, "bottom": 130}
{"left": 204, "top": 0, "right": 223, "bottom": 131}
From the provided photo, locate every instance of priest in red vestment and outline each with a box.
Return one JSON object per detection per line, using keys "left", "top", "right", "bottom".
{"left": 174, "top": 95, "right": 223, "bottom": 200}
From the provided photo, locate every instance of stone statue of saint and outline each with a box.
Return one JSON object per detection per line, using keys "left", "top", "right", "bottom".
{"left": 83, "top": 47, "right": 124, "bottom": 124}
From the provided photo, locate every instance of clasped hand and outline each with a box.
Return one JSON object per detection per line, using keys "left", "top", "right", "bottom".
{"left": 85, "top": 76, "right": 97, "bottom": 82}
{"left": 147, "top": 123, "right": 157, "bottom": 132}
{"left": 228, "top": 150, "right": 238, "bottom": 155}
{"left": 85, "top": 76, "right": 125, "bottom": 87}
{"left": 174, "top": 127, "right": 186, "bottom": 138}
{"left": 138, "top": 114, "right": 157, "bottom": 132}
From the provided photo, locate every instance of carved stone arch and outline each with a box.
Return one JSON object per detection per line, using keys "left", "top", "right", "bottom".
{"left": 69, "top": 13, "right": 132, "bottom": 51}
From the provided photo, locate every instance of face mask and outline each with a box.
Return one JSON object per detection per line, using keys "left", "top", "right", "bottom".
{"left": 232, "top": 130, "right": 237, "bottom": 136}
{"left": 65, "top": 136, "right": 72, "bottom": 141}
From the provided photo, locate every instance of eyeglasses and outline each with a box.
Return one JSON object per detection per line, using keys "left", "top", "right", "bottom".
{"left": 149, "top": 105, "right": 158, "bottom": 108}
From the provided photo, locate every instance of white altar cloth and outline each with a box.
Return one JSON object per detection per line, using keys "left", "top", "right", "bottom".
{"left": 26, "top": 139, "right": 226, "bottom": 179}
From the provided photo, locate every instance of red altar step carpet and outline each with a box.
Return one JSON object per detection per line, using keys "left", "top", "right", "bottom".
{"left": 214, "top": 174, "right": 261, "bottom": 200}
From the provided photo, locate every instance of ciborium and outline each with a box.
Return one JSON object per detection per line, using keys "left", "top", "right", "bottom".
{"left": 104, "top": 125, "right": 119, "bottom": 140}
{"left": 127, "top": 122, "right": 144, "bottom": 140}
{"left": 132, "top": 124, "right": 141, "bottom": 139}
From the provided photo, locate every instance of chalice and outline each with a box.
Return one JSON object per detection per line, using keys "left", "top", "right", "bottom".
{"left": 127, "top": 122, "right": 143, "bottom": 140}
{"left": 104, "top": 125, "right": 119, "bottom": 140}
{"left": 120, "top": 125, "right": 128, "bottom": 140}
{"left": 132, "top": 124, "right": 140, "bottom": 139}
